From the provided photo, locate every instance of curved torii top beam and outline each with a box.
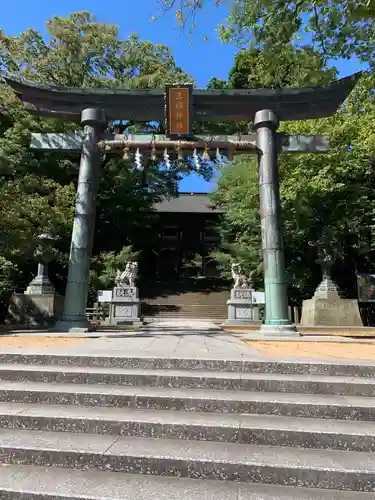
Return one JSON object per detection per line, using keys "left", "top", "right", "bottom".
{"left": 3, "top": 72, "right": 361, "bottom": 123}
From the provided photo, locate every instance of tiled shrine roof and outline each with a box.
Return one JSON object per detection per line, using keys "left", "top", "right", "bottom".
{"left": 154, "top": 193, "right": 222, "bottom": 214}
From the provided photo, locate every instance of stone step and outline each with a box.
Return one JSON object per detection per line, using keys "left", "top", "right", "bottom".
{"left": 1, "top": 428, "right": 375, "bottom": 490}
{"left": 1, "top": 402, "right": 375, "bottom": 451}
{"left": 142, "top": 291, "right": 229, "bottom": 305}
{"left": 1, "top": 380, "right": 375, "bottom": 420}
{"left": 1, "top": 363, "right": 374, "bottom": 396}
{"left": 141, "top": 312, "right": 228, "bottom": 320}
{"left": 141, "top": 300, "right": 228, "bottom": 311}
{"left": 141, "top": 302, "right": 228, "bottom": 309}
{"left": 1, "top": 353, "right": 375, "bottom": 377}
{"left": 144, "top": 310, "right": 228, "bottom": 319}
{"left": 3, "top": 465, "right": 374, "bottom": 500}
{"left": 143, "top": 309, "right": 227, "bottom": 316}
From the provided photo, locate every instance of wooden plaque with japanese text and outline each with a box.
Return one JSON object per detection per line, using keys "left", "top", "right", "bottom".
{"left": 165, "top": 84, "right": 193, "bottom": 138}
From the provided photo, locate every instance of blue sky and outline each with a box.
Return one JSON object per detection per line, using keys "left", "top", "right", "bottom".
{"left": 1, "top": 0, "right": 365, "bottom": 192}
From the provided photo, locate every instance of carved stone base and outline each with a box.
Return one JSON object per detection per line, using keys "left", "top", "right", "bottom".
{"left": 7, "top": 293, "right": 63, "bottom": 327}
{"left": 108, "top": 286, "right": 140, "bottom": 325}
{"left": 24, "top": 263, "right": 55, "bottom": 295}
{"left": 49, "top": 318, "right": 95, "bottom": 333}
{"left": 301, "top": 278, "right": 363, "bottom": 326}
{"left": 25, "top": 277, "right": 55, "bottom": 295}
{"left": 253, "top": 323, "right": 299, "bottom": 337}
{"left": 301, "top": 297, "right": 363, "bottom": 326}
{"left": 227, "top": 288, "right": 260, "bottom": 324}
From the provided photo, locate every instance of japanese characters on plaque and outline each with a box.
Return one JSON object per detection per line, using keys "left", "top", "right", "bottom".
{"left": 114, "top": 287, "right": 135, "bottom": 299}
{"left": 165, "top": 84, "right": 193, "bottom": 138}
{"left": 234, "top": 289, "right": 252, "bottom": 300}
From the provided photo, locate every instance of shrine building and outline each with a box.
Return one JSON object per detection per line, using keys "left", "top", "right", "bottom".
{"left": 140, "top": 193, "right": 229, "bottom": 320}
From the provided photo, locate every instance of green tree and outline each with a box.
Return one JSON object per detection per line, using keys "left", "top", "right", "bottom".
{"left": 210, "top": 157, "right": 263, "bottom": 284}
{"left": 212, "top": 82, "right": 375, "bottom": 302}
{"left": 155, "top": 0, "right": 375, "bottom": 65}
{"left": 204, "top": 45, "right": 332, "bottom": 136}
{"left": 90, "top": 246, "right": 140, "bottom": 289}
{"left": 0, "top": 11, "right": 194, "bottom": 301}
{"left": 0, "top": 12, "right": 190, "bottom": 88}
{"left": 0, "top": 257, "right": 18, "bottom": 320}
{"left": 221, "top": 0, "right": 375, "bottom": 64}
{"left": 210, "top": 48, "right": 375, "bottom": 303}
{"left": 207, "top": 45, "right": 336, "bottom": 92}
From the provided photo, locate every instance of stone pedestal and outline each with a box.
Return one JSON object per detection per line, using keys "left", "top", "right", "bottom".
{"left": 301, "top": 277, "right": 363, "bottom": 327}
{"left": 226, "top": 288, "right": 260, "bottom": 325}
{"left": 7, "top": 293, "right": 64, "bottom": 327}
{"left": 108, "top": 286, "right": 140, "bottom": 325}
{"left": 7, "top": 261, "right": 64, "bottom": 327}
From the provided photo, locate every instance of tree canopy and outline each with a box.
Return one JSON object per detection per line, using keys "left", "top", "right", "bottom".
{"left": 207, "top": 45, "right": 336, "bottom": 90}
{"left": 0, "top": 8, "right": 374, "bottom": 318}
{"left": 0, "top": 11, "right": 196, "bottom": 312}
{"left": 210, "top": 46, "right": 375, "bottom": 303}
{"left": 156, "top": 0, "right": 375, "bottom": 66}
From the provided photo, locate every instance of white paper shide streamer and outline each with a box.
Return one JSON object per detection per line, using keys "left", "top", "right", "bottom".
{"left": 192, "top": 148, "right": 200, "bottom": 170}
{"left": 135, "top": 148, "right": 143, "bottom": 171}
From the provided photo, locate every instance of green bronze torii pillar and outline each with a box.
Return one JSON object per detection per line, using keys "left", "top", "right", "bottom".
{"left": 3, "top": 73, "right": 360, "bottom": 333}
{"left": 59, "top": 108, "right": 106, "bottom": 331}
{"left": 254, "top": 110, "right": 292, "bottom": 335}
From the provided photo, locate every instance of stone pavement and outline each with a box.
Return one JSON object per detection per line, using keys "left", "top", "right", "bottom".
{"left": 2, "top": 319, "right": 375, "bottom": 364}
{"left": 0, "top": 319, "right": 256, "bottom": 357}
{"left": 85, "top": 319, "right": 251, "bottom": 356}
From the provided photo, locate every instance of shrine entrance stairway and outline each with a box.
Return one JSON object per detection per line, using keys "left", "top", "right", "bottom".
{"left": 1, "top": 351, "right": 375, "bottom": 498}
{"left": 140, "top": 278, "right": 229, "bottom": 321}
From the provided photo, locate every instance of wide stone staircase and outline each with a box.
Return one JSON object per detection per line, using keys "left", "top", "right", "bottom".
{"left": 141, "top": 290, "right": 230, "bottom": 322}
{"left": 0, "top": 352, "right": 375, "bottom": 498}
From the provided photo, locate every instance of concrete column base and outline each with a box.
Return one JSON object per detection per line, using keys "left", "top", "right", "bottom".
{"left": 250, "top": 323, "right": 300, "bottom": 338}
{"left": 49, "top": 318, "right": 95, "bottom": 333}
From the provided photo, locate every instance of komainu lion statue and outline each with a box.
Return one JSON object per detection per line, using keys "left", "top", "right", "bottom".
{"left": 115, "top": 261, "right": 138, "bottom": 287}
{"left": 231, "top": 262, "right": 252, "bottom": 289}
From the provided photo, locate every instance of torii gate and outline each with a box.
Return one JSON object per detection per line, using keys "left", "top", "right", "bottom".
{"left": 4, "top": 73, "right": 360, "bottom": 334}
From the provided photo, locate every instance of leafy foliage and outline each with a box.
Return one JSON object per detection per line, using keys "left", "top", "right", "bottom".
{"left": 0, "top": 257, "right": 17, "bottom": 318}
{"left": 210, "top": 49, "right": 375, "bottom": 303}
{"left": 87, "top": 245, "right": 141, "bottom": 307}
{"left": 90, "top": 246, "right": 140, "bottom": 289}
{"left": 210, "top": 157, "right": 263, "bottom": 285}
{"left": 0, "top": 11, "right": 196, "bottom": 302}
{"left": 0, "top": 12, "right": 191, "bottom": 88}
{"left": 225, "top": 46, "right": 336, "bottom": 89}
{"left": 1, "top": 8, "right": 374, "bottom": 316}
{"left": 155, "top": 0, "right": 375, "bottom": 66}
{"left": 221, "top": 0, "right": 375, "bottom": 65}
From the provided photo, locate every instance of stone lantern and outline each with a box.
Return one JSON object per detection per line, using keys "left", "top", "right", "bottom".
{"left": 25, "top": 233, "right": 58, "bottom": 295}
{"left": 8, "top": 233, "right": 64, "bottom": 326}
{"left": 301, "top": 246, "right": 363, "bottom": 327}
